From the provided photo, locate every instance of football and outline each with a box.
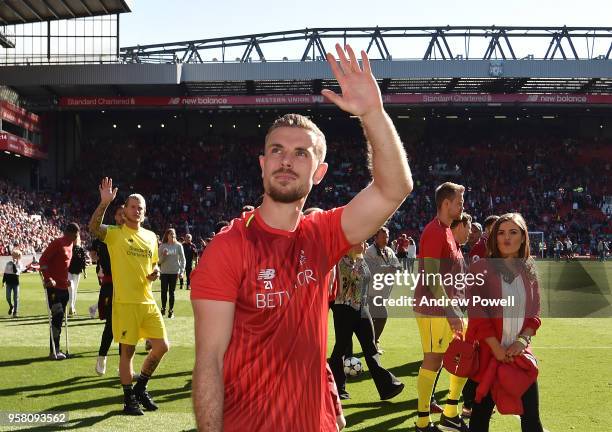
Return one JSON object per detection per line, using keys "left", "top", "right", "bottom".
{"left": 343, "top": 356, "right": 363, "bottom": 377}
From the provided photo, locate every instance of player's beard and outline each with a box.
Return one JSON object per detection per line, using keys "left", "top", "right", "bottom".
{"left": 265, "top": 172, "right": 310, "bottom": 204}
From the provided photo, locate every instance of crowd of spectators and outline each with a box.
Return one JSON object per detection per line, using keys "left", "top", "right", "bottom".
{"left": 2, "top": 122, "right": 611, "bottom": 257}
{"left": 0, "top": 179, "right": 64, "bottom": 255}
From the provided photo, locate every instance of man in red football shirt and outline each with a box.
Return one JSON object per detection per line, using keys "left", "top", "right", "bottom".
{"left": 466, "top": 221, "right": 482, "bottom": 251}
{"left": 190, "top": 43, "right": 413, "bottom": 432}
{"left": 396, "top": 233, "right": 410, "bottom": 270}
{"left": 413, "top": 183, "right": 468, "bottom": 432}
{"left": 39, "top": 222, "right": 79, "bottom": 360}
{"left": 468, "top": 215, "right": 499, "bottom": 263}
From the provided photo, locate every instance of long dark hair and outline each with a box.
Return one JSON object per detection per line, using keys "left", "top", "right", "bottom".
{"left": 487, "top": 213, "right": 538, "bottom": 284}
{"left": 162, "top": 228, "right": 176, "bottom": 244}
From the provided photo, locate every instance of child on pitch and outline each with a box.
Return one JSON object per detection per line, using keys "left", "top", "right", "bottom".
{"left": 3, "top": 249, "right": 23, "bottom": 317}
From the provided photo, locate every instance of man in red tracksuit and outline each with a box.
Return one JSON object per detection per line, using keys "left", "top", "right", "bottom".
{"left": 468, "top": 215, "right": 499, "bottom": 263}
{"left": 39, "top": 223, "right": 80, "bottom": 360}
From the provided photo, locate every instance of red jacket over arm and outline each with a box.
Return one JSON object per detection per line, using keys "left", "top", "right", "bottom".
{"left": 465, "top": 258, "right": 541, "bottom": 384}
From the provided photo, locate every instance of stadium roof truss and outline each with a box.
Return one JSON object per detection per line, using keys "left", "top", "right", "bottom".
{"left": 120, "top": 26, "right": 612, "bottom": 64}
{"left": 119, "top": 26, "right": 612, "bottom": 95}
{"left": 1, "top": 26, "right": 612, "bottom": 104}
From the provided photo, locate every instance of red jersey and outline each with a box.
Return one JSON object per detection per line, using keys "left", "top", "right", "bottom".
{"left": 39, "top": 236, "right": 73, "bottom": 290}
{"left": 468, "top": 234, "right": 488, "bottom": 263}
{"left": 396, "top": 237, "right": 409, "bottom": 253}
{"left": 414, "top": 217, "right": 462, "bottom": 315}
{"left": 191, "top": 207, "right": 351, "bottom": 432}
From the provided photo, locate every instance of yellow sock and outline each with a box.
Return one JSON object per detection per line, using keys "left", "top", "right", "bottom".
{"left": 416, "top": 367, "right": 437, "bottom": 428}
{"left": 443, "top": 373, "right": 468, "bottom": 418}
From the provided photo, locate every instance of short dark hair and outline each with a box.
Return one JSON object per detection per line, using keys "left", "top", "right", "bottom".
{"left": 64, "top": 222, "right": 80, "bottom": 235}
{"left": 376, "top": 226, "right": 389, "bottom": 236}
{"left": 265, "top": 113, "right": 327, "bottom": 162}
{"left": 451, "top": 213, "right": 472, "bottom": 229}
{"left": 484, "top": 215, "right": 500, "bottom": 230}
{"left": 435, "top": 182, "right": 465, "bottom": 210}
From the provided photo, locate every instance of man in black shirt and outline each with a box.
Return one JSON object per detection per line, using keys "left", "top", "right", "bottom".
{"left": 181, "top": 234, "right": 198, "bottom": 291}
{"left": 3, "top": 250, "right": 22, "bottom": 317}
{"left": 91, "top": 205, "right": 124, "bottom": 375}
{"left": 68, "top": 234, "right": 88, "bottom": 316}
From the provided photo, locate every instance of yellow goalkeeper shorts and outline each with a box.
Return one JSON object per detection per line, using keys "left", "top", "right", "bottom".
{"left": 112, "top": 302, "right": 167, "bottom": 345}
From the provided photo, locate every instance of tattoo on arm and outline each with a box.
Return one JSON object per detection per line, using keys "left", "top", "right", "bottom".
{"left": 89, "top": 202, "right": 109, "bottom": 240}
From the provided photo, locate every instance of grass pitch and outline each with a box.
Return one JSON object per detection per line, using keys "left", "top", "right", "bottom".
{"left": 0, "top": 261, "right": 610, "bottom": 431}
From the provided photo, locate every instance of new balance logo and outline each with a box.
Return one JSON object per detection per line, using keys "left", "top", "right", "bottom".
{"left": 299, "top": 250, "right": 307, "bottom": 266}
{"left": 257, "top": 269, "right": 276, "bottom": 281}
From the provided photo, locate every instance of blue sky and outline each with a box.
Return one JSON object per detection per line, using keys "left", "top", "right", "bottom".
{"left": 119, "top": 0, "right": 612, "bottom": 60}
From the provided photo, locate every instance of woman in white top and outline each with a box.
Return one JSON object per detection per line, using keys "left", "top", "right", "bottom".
{"left": 466, "top": 213, "right": 543, "bottom": 432}
{"left": 406, "top": 237, "right": 417, "bottom": 273}
{"left": 159, "top": 228, "right": 185, "bottom": 319}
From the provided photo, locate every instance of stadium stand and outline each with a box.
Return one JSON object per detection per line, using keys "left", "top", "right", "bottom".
{"left": 3, "top": 122, "right": 602, "bottom": 257}
{"left": 0, "top": 178, "right": 63, "bottom": 255}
